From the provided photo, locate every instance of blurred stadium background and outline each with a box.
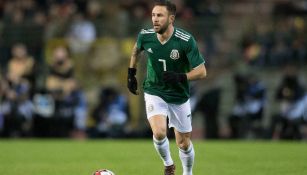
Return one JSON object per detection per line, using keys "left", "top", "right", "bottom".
{"left": 0, "top": 0, "right": 307, "bottom": 140}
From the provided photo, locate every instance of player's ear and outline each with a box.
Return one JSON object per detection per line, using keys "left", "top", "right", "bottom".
{"left": 169, "top": 15, "right": 175, "bottom": 23}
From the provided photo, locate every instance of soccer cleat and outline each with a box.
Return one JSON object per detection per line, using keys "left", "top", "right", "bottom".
{"left": 164, "top": 164, "right": 175, "bottom": 175}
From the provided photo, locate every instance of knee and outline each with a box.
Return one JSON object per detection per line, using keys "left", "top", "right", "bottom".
{"left": 153, "top": 129, "right": 167, "bottom": 141}
{"left": 176, "top": 138, "right": 190, "bottom": 150}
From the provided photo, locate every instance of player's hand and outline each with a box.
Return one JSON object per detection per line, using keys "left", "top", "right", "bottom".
{"left": 163, "top": 71, "right": 187, "bottom": 83}
{"left": 127, "top": 68, "right": 139, "bottom": 95}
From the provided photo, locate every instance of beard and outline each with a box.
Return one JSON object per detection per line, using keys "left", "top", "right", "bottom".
{"left": 154, "top": 22, "right": 169, "bottom": 34}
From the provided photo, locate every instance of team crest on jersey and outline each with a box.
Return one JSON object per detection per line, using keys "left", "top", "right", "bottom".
{"left": 170, "top": 49, "right": 180, "bottom": 60}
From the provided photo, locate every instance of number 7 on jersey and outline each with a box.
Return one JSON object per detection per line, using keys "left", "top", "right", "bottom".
{"left": 158, "top": 59, "right": 166, "bottom": 71}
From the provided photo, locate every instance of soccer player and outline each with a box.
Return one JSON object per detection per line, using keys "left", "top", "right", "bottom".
{"left": 127, "top": 1, "right": 206, "bottom": 175}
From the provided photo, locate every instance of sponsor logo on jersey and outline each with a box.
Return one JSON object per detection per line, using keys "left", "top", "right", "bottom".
{"left": 170, "top": 49, "right": 180, "bottom": 60}
{"left": 147, "top": 48, "right": 153, "bottom": 53}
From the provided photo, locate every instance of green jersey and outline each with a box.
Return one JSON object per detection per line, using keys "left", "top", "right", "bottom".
{"left": 137, "top": 27, "right": 205, "bottom": 104}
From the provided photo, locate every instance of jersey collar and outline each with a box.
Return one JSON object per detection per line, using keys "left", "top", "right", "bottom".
{"left": 156, "top": 27, "right": 175, "bottom": 45}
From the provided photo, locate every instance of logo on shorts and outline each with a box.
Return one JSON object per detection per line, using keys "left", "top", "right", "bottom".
{"left": 147, "top": 104, "right": 154, "bottom": 112}
{"left": 170, "top": 49, "right": 180, "bottom": 60}
{"left": 187, "top": 114, "right": 191, "bottom": 118}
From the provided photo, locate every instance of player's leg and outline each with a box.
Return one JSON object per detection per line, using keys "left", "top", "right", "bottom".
{"left": 148, "top": 115, "right": 174, "bottom": 167}
{"left": 168, "top": 100, "right": 194, "bottom": 175}
{"left": 144, "top": 93, "right": 175, "bottom": 173}
{"left": 174, "top": 130, "right": 194, "bottom": 175}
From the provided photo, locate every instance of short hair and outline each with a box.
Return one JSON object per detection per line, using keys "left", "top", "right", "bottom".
{"left": 154, "top": 0, "right": 176, "bottom": 16}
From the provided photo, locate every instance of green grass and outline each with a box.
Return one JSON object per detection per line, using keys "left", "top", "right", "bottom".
{"left": 0, "top": 139, "right": 306, "bottom": 175}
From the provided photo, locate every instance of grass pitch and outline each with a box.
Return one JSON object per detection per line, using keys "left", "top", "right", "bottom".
{"left": 0, "top": 139, "right": 306, "bottom": 175}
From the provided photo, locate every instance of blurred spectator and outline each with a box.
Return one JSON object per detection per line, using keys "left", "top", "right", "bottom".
{"left": 85, "top": 0, "right": 105, "bottom": 37}
{"left": 187, "top": 0, "right": 221, "bottom": 17}
{"left": 172, "top": 0, "right": 194, "bottom": 20}
{"left": 89, "top": 86, "right": 129, "bottom": 138}
{"left": 6, "top": 43, "right": 36, "bottom": 95}
{"left": 0, "top": 43, "right": 36, "bottom": 137}
{"left": 240, "top": 14, "right": 307, "bottom": 67}
{"left": 269, "top": 65, "right": 307, "bottom": 140}
{"left": 0, "top": 78, "right": 33, "bottom": 137}
{"left": 228, "top": 73, "right": 266, "bottom": 139}
{"left": 120, "top": 0, "right": 150, "bottom": 36}
{"left": 66, "top": 12, "right": 96, "bottom": 54}
{"left": 268, "top": 18, "right": 293, "bottom": 66}
{"left": 45, "top": 2, "right": 75, "bottom": 39}
{"left": 193, "top": 87, "right": 221, "bottom": 139}
{"left": 0, "top": 44, "right": 36, "bottom": 137}
{"left": 33, "top": 46, "right": 87, "bottom": 138}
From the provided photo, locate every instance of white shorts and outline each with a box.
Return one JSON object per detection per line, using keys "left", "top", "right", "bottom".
{"left": 144, "top": 93, "right": 192, "bottom": 133}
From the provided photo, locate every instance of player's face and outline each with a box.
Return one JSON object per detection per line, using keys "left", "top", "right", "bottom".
{"left": 152, "top": 6, "right": 174, "bottom": 34}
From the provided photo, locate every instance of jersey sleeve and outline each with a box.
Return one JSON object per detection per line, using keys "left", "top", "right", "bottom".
{"left": 136, "top": 31, "right": 144, "bottom": 51}
{"left": 186, "top": 36, "right": 205, "bottom": 68}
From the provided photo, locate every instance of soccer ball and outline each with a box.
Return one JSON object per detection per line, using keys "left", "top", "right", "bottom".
{"left": 93, "top": 169, "right": 115, "bottom": 175}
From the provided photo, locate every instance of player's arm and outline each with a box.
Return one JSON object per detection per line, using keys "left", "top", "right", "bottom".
{"left": 127, "top": 43, "right": 142, "bottom": 95}
{"left": 163, "top": 63, "right": 206, "bottom": 83}
{"left": 182, "top": 35, "right": 207, "bottom": 81}
{"left": 129, "top": 43, "right": 142, "bottom": 68}
{"left": 186, "top": 63, "right": 206, "bottom": 81}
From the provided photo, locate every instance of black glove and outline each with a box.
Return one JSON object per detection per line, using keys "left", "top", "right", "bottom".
{"left": 127, "top": 68, "right": 138, "bottom": 95}
{"left": 163, "top": 71, "right": 187, "bottom": 83}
